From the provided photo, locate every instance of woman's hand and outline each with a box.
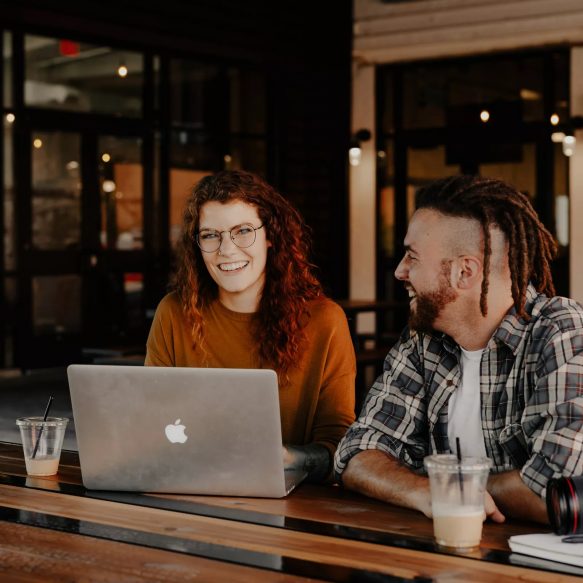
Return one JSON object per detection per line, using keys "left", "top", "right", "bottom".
{"left": 282, "top": 446, "right": 297, "bottom": 470}
{"left": 282, "top": 444, "right": 332, "bottom": 482}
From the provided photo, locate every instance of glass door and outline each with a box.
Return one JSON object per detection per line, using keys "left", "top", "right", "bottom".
{"left": 16, "top": 126, "right": 149, "bottom": 368}
{"left": 88, "top": 133, "right": 147, "bottom": 348}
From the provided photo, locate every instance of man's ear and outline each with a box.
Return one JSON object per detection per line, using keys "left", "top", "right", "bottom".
{"left": 455, "top": 255, "right": 482, "bottom": 289}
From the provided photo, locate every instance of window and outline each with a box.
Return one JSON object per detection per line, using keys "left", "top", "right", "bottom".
{"left": 25, "top": 35, "right": 143, "bottom": 117}
{"left": 377, "top": 50, "right": 570, "bottom": 301}
{"left": 168, "top": 59, "right": 267, "bottom": 246}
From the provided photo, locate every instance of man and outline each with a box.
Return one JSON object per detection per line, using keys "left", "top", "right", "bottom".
{"left": 334, "top": 175, "right": 583, "bottom": 524}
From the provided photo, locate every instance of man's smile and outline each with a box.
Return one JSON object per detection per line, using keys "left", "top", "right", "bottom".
{"left": 406, "top": 286, "right": 417, "bottom": 304}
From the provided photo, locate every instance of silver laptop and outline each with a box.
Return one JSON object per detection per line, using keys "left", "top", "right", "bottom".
{"left": 67, "top": 364, "right": 307, "bottom": 497}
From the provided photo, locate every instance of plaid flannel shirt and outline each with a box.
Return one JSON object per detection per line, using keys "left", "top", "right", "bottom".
{"left": 334, "top": 285, "right": 583, "bottom": 497}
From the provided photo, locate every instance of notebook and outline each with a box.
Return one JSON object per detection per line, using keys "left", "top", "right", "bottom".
{"left": 67, "top": 364, "right": 307, "bottom": 497}
{"left": 508, "top": 533, "right": 583, "bottom": 568}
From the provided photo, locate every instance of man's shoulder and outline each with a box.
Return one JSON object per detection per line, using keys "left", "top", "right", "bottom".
{"left": 531, "top": 293, "right": 583, "bottom": 333}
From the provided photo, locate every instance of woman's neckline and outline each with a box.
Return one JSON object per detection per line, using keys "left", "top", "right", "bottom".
{"left": 212, "top": 298, "right": 258, "bottom": 321}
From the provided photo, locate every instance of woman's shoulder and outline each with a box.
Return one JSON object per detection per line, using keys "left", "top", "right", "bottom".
{"left": 154, "top": 291, "right": 183, "bottom": 317}
{"left": 306, "top": 296, "right": 348, "bottom": 325}
{"left": 304, "top": 297, "right": 353, "bottom": 351}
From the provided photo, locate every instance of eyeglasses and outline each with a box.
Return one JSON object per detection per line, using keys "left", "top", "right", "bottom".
{"left": 196, "top": 223, "right": 264, "bottom": 253}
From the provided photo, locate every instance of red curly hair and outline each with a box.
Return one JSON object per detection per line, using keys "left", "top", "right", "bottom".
{"left": 174, "top": 170, "right": 323, "bottom": 376}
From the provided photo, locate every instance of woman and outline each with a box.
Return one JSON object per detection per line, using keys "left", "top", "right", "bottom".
{"left": 145, "top": 170, "right": 355, "bottom": 481}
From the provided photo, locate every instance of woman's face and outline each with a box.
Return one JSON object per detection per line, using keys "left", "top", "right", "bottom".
{"left": 198, "top": 200, "right": 270, "bottom": 313}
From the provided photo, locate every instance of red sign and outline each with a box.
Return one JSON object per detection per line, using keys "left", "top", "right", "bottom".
{"left": 59, "top": 40, "right": 80, "bottom": 57}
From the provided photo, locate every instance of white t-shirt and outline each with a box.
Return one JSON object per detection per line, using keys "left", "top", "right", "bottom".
{"left": 447, "top": 347, "right": 487, "bottom": 458}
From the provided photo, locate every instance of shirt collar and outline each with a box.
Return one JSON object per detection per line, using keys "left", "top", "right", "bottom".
{"left": 492, "top": 283, "right": 540, "bottom": 355}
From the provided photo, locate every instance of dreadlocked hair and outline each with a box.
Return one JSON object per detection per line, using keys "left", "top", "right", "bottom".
{"left": 415, "top": 175, "right": 558, "bottom": 320}
{"left": 173, "top": 170, "right": 322, "bottom": 378}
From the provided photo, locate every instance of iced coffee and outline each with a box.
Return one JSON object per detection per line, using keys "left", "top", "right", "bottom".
{"left": 16, "top": 416, "right": 69, "bottom": 477}
{"left": 424, "top": 454, "right": 491, "bottom": 551}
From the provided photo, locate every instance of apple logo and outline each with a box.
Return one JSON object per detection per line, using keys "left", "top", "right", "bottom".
{"left": 165, "top": 419, "right": 188, "bottom": 444}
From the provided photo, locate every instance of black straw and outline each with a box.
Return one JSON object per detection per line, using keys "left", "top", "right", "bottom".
{"left": 31, "top": 396, "right": 53, "bottom": 459}
{"left": 455, "top": 437, "right": 465, "bottom": 502}
{"left": 455, "top": 437, "right": 462, "bottom": 462}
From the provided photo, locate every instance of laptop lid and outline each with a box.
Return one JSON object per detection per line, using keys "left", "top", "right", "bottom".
{"left": 67, "top": 364, "right": 305, "bottom": 497}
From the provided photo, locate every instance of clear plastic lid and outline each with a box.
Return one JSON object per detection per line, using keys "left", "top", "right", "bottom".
{"left": 16, "top": 416, "right": 69, "bottom": 427}
{"left": 424, "top": 454, "right": 491, "bottom": 473}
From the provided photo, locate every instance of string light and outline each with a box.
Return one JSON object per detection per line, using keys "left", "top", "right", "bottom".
{"left": 117, "top": 64, "right": 128, "bottom": 78}
{"left": 33, "top": 138, "right": 43, "bottom": 149}
{"left": 550, "top": 114, "right": 560, "bottom": 126}
{"left": 102, "top": 153, "right": 111, "bottom": 163}
{"left": 480, "top": 110, "right": 490, "bottom": 123}
{"left": 5, "top": 113, "right": 15, "bottom": 123}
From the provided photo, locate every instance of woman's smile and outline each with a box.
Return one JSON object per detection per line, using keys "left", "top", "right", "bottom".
{"left": 218, "top": 260, "right": 249, "bottom": 272}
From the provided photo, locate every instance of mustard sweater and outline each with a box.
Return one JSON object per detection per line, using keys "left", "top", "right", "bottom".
{"left": 145, "top": 293, "right": 356, "bottom": 453}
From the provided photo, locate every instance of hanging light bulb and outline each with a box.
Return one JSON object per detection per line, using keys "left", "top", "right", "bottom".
{"left": 117, "top": 63, "right": 128, "bottom": 78}
{"left": 480, "top": 110, "right": 490, "bottom": 123}
{"left": 550, "top": 113, "right": 560, "bottom": 126}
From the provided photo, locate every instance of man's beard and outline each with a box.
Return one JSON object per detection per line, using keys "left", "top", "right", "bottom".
{"left": 409, "top": 263, "right": 458, "bottom": 333}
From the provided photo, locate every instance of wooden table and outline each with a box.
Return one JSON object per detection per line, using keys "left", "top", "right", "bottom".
{"left": 0, "top": 442, "right": 580, "bottom": 582}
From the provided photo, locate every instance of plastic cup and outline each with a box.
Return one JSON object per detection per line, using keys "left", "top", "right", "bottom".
{"left": 424, "top": 454, "right": 491, "bottom": 551}
{"left": 16, "top": 417, "right": 69, "bottom": 476}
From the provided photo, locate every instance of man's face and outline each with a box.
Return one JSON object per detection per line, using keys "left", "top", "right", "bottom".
{"left": 394, "top": 209, "right": 459, "bottom": 333}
